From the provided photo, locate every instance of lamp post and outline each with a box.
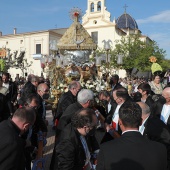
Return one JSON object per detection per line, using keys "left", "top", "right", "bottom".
{"left": 104, "top": 41, "right": 111, "bottom": 69}
{"left": 117, "top": 54, "right": 123, "bottom": 76}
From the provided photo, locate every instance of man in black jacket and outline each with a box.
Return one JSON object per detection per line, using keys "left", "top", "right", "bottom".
{"left": 54, "top": 81, "right": 81, "bottom": 120}
{"left": 56, "top": 89, "right": 94, "bottom": 136}
{"left": 97, "top": 102, "right": 167, "bottom": 170}
{"left": 2, "top": 72, "right": 18, "bottom": 115}
{"left": 52, "top": 108, "right": 98, "bottom": 170}
{"left": 0, "top": 107, "right": 36, "bottom": 170}
{"left": 19, "top": 75, "right": 39, "bottom": 106}
{"left": 137, "top": 101, "right": 170, "bottom": 169}
{"left": 137, "top": 83, "right": 154, "bottom": 110}
{"left": 101, "top": 87, "right": 132, "bottom": 143}
{"left": 153, "top": 87, "right": 170, "bottom": 129}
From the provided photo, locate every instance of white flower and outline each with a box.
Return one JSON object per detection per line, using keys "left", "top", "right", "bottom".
{"left": 89, "top": 85, "right": 94, "bottom": 88}
{"left": 101, "top": 86, "right": 105, "bottom": 90}
{"left": 60, "top": 83, "right": 63, "bottom": 87}
{"left": 64, "top": 88, "right": 68, "bottom": 92}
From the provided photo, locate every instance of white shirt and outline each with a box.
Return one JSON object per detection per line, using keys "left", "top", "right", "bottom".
{"left": 160, "top": 104, "right": 170, "bottom": 124}
{"left": 112, "top": 105, "right": 121, "bottom": 131}
{"left": 108, "top": 102, "right": 112, "bottom": 113}
{"left": 122, "top": 130, "right": 140, "bottom": 135}
{"left": 2, "top": 82, "right": 9, "bottom": 92}
{"left": 139, "top": 116, "right": 149, "bottom": 135}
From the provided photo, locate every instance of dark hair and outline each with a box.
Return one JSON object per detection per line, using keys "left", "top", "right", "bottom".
{"left": 133, "top": 92, "right": 142, "bottom": 102}
{"left": 119, "top": 102, "right": 142, "bottom": 128}
{"left": 137, "top": 83, "right": 151, "bottom": 95}
{"left": 25, "top": 94, "right": 39, "bottom": 105}
{"left": 13, "top": 107, "right": 36, "bottom": 124}
{"left": 152, "top": 74, "right": 161, "bottom": 81}
{"left": 99, "top": 90, "right": 110, "bottom": 98}
{"left": 114, "top": 87, "right": 129, "bottom": 100}
{"left": 2, "top": 72, "right": 10, "bottom": 78}
{"left": 71, "top": 108, "right": 95, "bottom": 128}
{"left": 109, "top": 74, "right": 119, "bottom": 85}
{"left": 112, "top": 74, "right": 119, "bottom": 81}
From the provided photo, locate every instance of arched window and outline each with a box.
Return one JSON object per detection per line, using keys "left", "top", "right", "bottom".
{"left": 97, "top": 1, "right": 101, "bottom": 11}
{"left": 90, "top": 3, "right": 94, "bottom": 12}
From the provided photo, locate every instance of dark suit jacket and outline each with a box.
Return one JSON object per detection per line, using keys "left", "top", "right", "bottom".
{"left": 97, "top": 131, "right": 167, "bottom": 170}
{"left": 0, "top": 119, "right": 25, "bottom": 170}
{"left": 145, "top": 95, "right": 154, "bottom": 110}
{"left": 5, "top": 81, "right": 18, "bottom": 113}
{"left": 51, "top": 124, "right": 88, "bottom": 170}
{"left": 152, "top": 101, "right": 170, "bottom": 130}
{"left": 56, "top": 102, "right": 83, "bottom": 135}
{"left": 19, "top": 81, "right": 37, "bottom": 105}
{"left": 55, "top": 90, "right": 76, "bottom": 119}
{"left": 143, "top": 115, "right": 170, "bottom": 169}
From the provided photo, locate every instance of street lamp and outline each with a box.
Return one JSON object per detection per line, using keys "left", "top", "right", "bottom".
{"left": 104, "top": 41, "right": 111, "bottom": 69}
{"left": 117, "top": 54, "right": 123, "bottom": 65}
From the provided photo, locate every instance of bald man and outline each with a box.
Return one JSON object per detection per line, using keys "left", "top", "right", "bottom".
{"left": 54, "top": 81, "right": 81, "bottom": 120}
{"left": 37, "top": 83, "right": 50, "bottom": 120}
{"left": 137, "top": 101, "right": 170, "bottom": 169}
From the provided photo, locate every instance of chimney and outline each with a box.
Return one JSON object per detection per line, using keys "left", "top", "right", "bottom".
{"left": 0, "top": 32, "right": 2, "bottom": 36}
{"left": 14, "top": 28, "right": 17, "bottom": 35}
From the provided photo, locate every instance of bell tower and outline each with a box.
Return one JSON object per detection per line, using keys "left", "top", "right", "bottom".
{"left": 82, "top": 0, "right": 112, "bottom": 25}
{"left": 87, "top": 0, "right": 105, "bottom": 13}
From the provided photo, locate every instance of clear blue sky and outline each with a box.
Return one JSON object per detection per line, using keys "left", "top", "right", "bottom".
{"left": 0, "top": 0, "right": 170, "bottom": 59}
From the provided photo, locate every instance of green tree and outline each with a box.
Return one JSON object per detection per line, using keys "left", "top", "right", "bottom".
{"left": 111, "top": 34, "right": 166, "bottom": 77}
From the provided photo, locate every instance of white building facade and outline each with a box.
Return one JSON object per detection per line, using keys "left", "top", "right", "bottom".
{"left": 0, "top": 28, "right": 66, "bottom": 79}
{"left": 0, "top": 0, "right": 150, "bottom": 79}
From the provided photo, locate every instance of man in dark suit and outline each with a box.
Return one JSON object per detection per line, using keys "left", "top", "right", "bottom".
{"left": 109, "top": 74, "right": 122, "bottom": 90}
{"left": 50, "top": 89, "right": 99, "bottom": 169}
{"left": 19, "top": 75, "right": 39, "bottom": 106}
{"left": 137, "top": 82, "right": 154, "bottom": 109}
{"left": 152, "top": 87, "right": 170, "bottom": 129}
{"left": 137, "top": 101, "right": 170, "bottom": 169}
{"left": 54, "top": 81, "right": 81, "bottom": 120}
{"left": 101, "top": 87, "right": 131, "bottom": 143}
{"left": 98, "top": 90, "right": 116, "bottom": 118}
{"left": 97, "top": 101, "right": 167, "bottom": 170}
{"left": 0, "top": 107, "right": 36, "bottom": 170}
{"left": 56, "top": 89, "right": 95, "bottom": 137}
{"left": 51, "top": 108, "right": 98, "bottom": 170}
{"left": 2, "top": 72, "right": 18, "bottom": 115}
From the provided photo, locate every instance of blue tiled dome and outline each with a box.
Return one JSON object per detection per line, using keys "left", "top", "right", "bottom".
{"left": 116, "top": 13, "right": 138, "bottom": 30}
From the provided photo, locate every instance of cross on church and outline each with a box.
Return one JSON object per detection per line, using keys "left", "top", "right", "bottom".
{"left": 123, "top": 4, "right": 128, "bottom": 13}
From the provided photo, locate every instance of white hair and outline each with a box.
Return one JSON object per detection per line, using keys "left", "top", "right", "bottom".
{"left": 77, "top": 89, "right": 94, "bottom": 104}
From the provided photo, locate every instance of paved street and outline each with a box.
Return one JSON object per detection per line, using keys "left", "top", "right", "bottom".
{"left": 43, "top": 110, "right": 55, "bottom": 170}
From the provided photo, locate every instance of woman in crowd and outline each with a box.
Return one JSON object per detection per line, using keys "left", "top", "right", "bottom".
{"left": 149, "top": 74, "right": 165, "bottom": 95}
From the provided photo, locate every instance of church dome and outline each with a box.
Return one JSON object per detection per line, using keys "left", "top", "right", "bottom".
{"left": 116, "top": 13, "right": 138, "bottom": 30}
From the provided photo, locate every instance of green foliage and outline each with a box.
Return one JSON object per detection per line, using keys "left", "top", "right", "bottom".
{"left": 0, "top": 59, "right": 5, "bottom": 71}
{"left": 111, "top": 34, "right": 167, "bottom": 75}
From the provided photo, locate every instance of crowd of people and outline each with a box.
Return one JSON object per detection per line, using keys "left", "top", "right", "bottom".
{"left": 0, "top": 71, "right": 170, "bottom": 170}
{"left": 0, "top": 72, "right": 50, "bottom": 170}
